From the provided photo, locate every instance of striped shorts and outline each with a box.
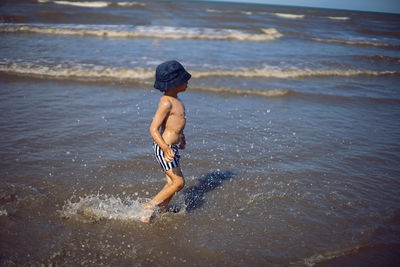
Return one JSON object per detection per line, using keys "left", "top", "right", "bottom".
{"left": 153, "top": 143, "right": 181, "bottom": 172}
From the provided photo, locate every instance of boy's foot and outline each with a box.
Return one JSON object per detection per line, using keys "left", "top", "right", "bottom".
{"left": 140, "top": 201, "right": 158, "bottom": 223}
{"left": 140, "top": 208, "right": 154, "bottom": 223}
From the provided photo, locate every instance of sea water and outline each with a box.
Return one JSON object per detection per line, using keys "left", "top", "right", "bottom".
{"left": 0, "top": 0, "right": 400, "bottom": 266}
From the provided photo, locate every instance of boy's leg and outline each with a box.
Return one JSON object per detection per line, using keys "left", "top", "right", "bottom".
{"left": 151, "top": 167, "right": 185, "bottom": 206}
{"left": 141, "top": 167, "right": 184, "bottom": 222}
{"left": 155, "top": 175, "right": 173, "bottom": 210}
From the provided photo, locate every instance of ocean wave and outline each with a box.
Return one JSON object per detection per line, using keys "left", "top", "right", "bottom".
{"left": 295, "top": 245, "right": 361, "bottom": 267}
{"left": 0, "top": 24, "right": 282, "bottom": 41}
{"left": 327, "top": 16, "right": 350, "bottom": 21}
{"left": 190, "top": 68, "right": 400, "bottom": 79}
{"left": 2, "top": 62, "right": 399, "bottom": 101}
{"left": 190, "top": 85, "right": 292, "bottom": 97}
{"left": 296, "top": 243, "right": 400, "bottom": 267}
{"left": 289, "top": 90, "right": 400, "bottom": 104}
{"left": 312, "top": 37, "right": 395, "bottom": 48}
{"left": 1, "top": 62, "right": 398, "bottom": 82}
{"left": 38, "top": 0, "right": 108, "bottom": 7}
{"left": 0, "top": 62, "right": 155, "bottom": 81}
{"left": 206, "top": 9, "right": 253, "bottom": 15}
{"left": 0, "top": 62, "right": 292, "bottom": 97}
{"left": 274, "top": 13, "right": 305, "bottom": 19}
{"left": 357, "top": 55, "right": 400, "bottom": 64}
{"left": 37, "top": 0, "right": 146, "bottom": 8}
{"left": 115, "top": 1, "right": 146, "bottom": 7}
{"left": 2, "top": 62, "right": 400, "bottom": 100}
{"left": 206, "top": 9, "right": 226, "bottom": 14}
{"left": 357, "top": 28, "right": 400, "bottom": 39}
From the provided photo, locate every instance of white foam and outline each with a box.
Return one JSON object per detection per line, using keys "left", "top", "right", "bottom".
{"left": 312, "top": 37, "right": 391, "bottom": 47}
{"left": 56, "top": 1, "right": 109, "bottom": 7}
{"left": 206, "top": 9, "right": 249, "bottom": 15}
{"left": 274, "top": 13, "right": 305, "bottom": 19}
{"left": 206, "top": 9, "right": 224, "bottom": 13}
{"left": 116, "top": 2, "right": 146, "bottom": 7}
{"left": 1, "top": 61, "right": 398, "bottom": 82}
{"left": 60, "top": 194, "right": 152, "bottom": 222}
{"left": 39, "top": 0, "right": 109, "bottom": 8}
{"left": 0, "top": 24, "right": 283, "bottom": 42}
{"left": 3, "top": 61, "right": 399, "bottom": 99}
{"left": 38, "top": 0, "right": 146, "bottom": 7}
{"left": 0, "top": 62, "right": 155, "bottom": 81}
{"left": 191, "top": 85, "right": 292, "bottom": 97}
{"left": 327, "top": 16, "right": 350, "bottom": 21}
{"left": 191, "top": 68, "right": 399, "bottom": 79}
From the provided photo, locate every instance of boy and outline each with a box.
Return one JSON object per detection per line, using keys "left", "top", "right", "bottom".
{"left": 141, "top": 60, "right": 191, "bottom": 223}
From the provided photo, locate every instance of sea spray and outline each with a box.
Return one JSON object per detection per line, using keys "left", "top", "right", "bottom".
{"left": 60, "top": 193, "right": 155, "bottom": 223}
{"left": 59, "top": 193, "right": 188, "bottom": 223}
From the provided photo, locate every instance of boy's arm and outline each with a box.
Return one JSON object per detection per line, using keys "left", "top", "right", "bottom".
{"left": 149, "top": 98, "right": 175, "bottom": 162}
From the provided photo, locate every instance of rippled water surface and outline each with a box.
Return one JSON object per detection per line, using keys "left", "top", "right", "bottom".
{"left": 1, "top": 0, "right": 400, "bottom": 266}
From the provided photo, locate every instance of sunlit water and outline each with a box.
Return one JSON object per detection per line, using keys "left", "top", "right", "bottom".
{"left": 1, "top": 0, "right": 400, "bottom": 266}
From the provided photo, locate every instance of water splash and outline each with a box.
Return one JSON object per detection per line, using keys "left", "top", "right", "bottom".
{"left": 59, "top": 194, "right": 156, "bottom": 223}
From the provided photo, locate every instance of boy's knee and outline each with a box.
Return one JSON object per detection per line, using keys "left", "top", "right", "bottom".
{"left": 174, "top": 178, "right": 185, "bottom": 192}
{"left": 168, "top": 168, "right": 185, "bottom": 191}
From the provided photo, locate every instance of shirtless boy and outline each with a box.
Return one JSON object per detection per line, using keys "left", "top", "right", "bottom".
{"left": 141, "top": 60, "right": 191, "bottom": 223}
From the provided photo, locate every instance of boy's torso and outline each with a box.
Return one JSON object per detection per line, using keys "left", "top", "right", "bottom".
{"left": 161, "top": 96, "right": 186, "bottom": 145}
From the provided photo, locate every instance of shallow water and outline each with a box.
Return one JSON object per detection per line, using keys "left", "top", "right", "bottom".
{"left": 1, "top": 0, "right": 400, "bottom": 266}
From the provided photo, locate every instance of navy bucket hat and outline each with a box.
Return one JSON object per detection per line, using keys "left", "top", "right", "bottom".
{"left": 154, "top": 60, "right": 191, "bottom": 91}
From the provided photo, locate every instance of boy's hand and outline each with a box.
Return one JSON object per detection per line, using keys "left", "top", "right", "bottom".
{"left": 179, "top": 134, "right": 186, "bottom": 150}
{"left": 163, "top": 146, "right": 175, "bottom": 163}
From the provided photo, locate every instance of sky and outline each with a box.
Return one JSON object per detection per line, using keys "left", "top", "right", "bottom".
{"left": 205, "top": 0, "right": 400, "bottom": 14}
